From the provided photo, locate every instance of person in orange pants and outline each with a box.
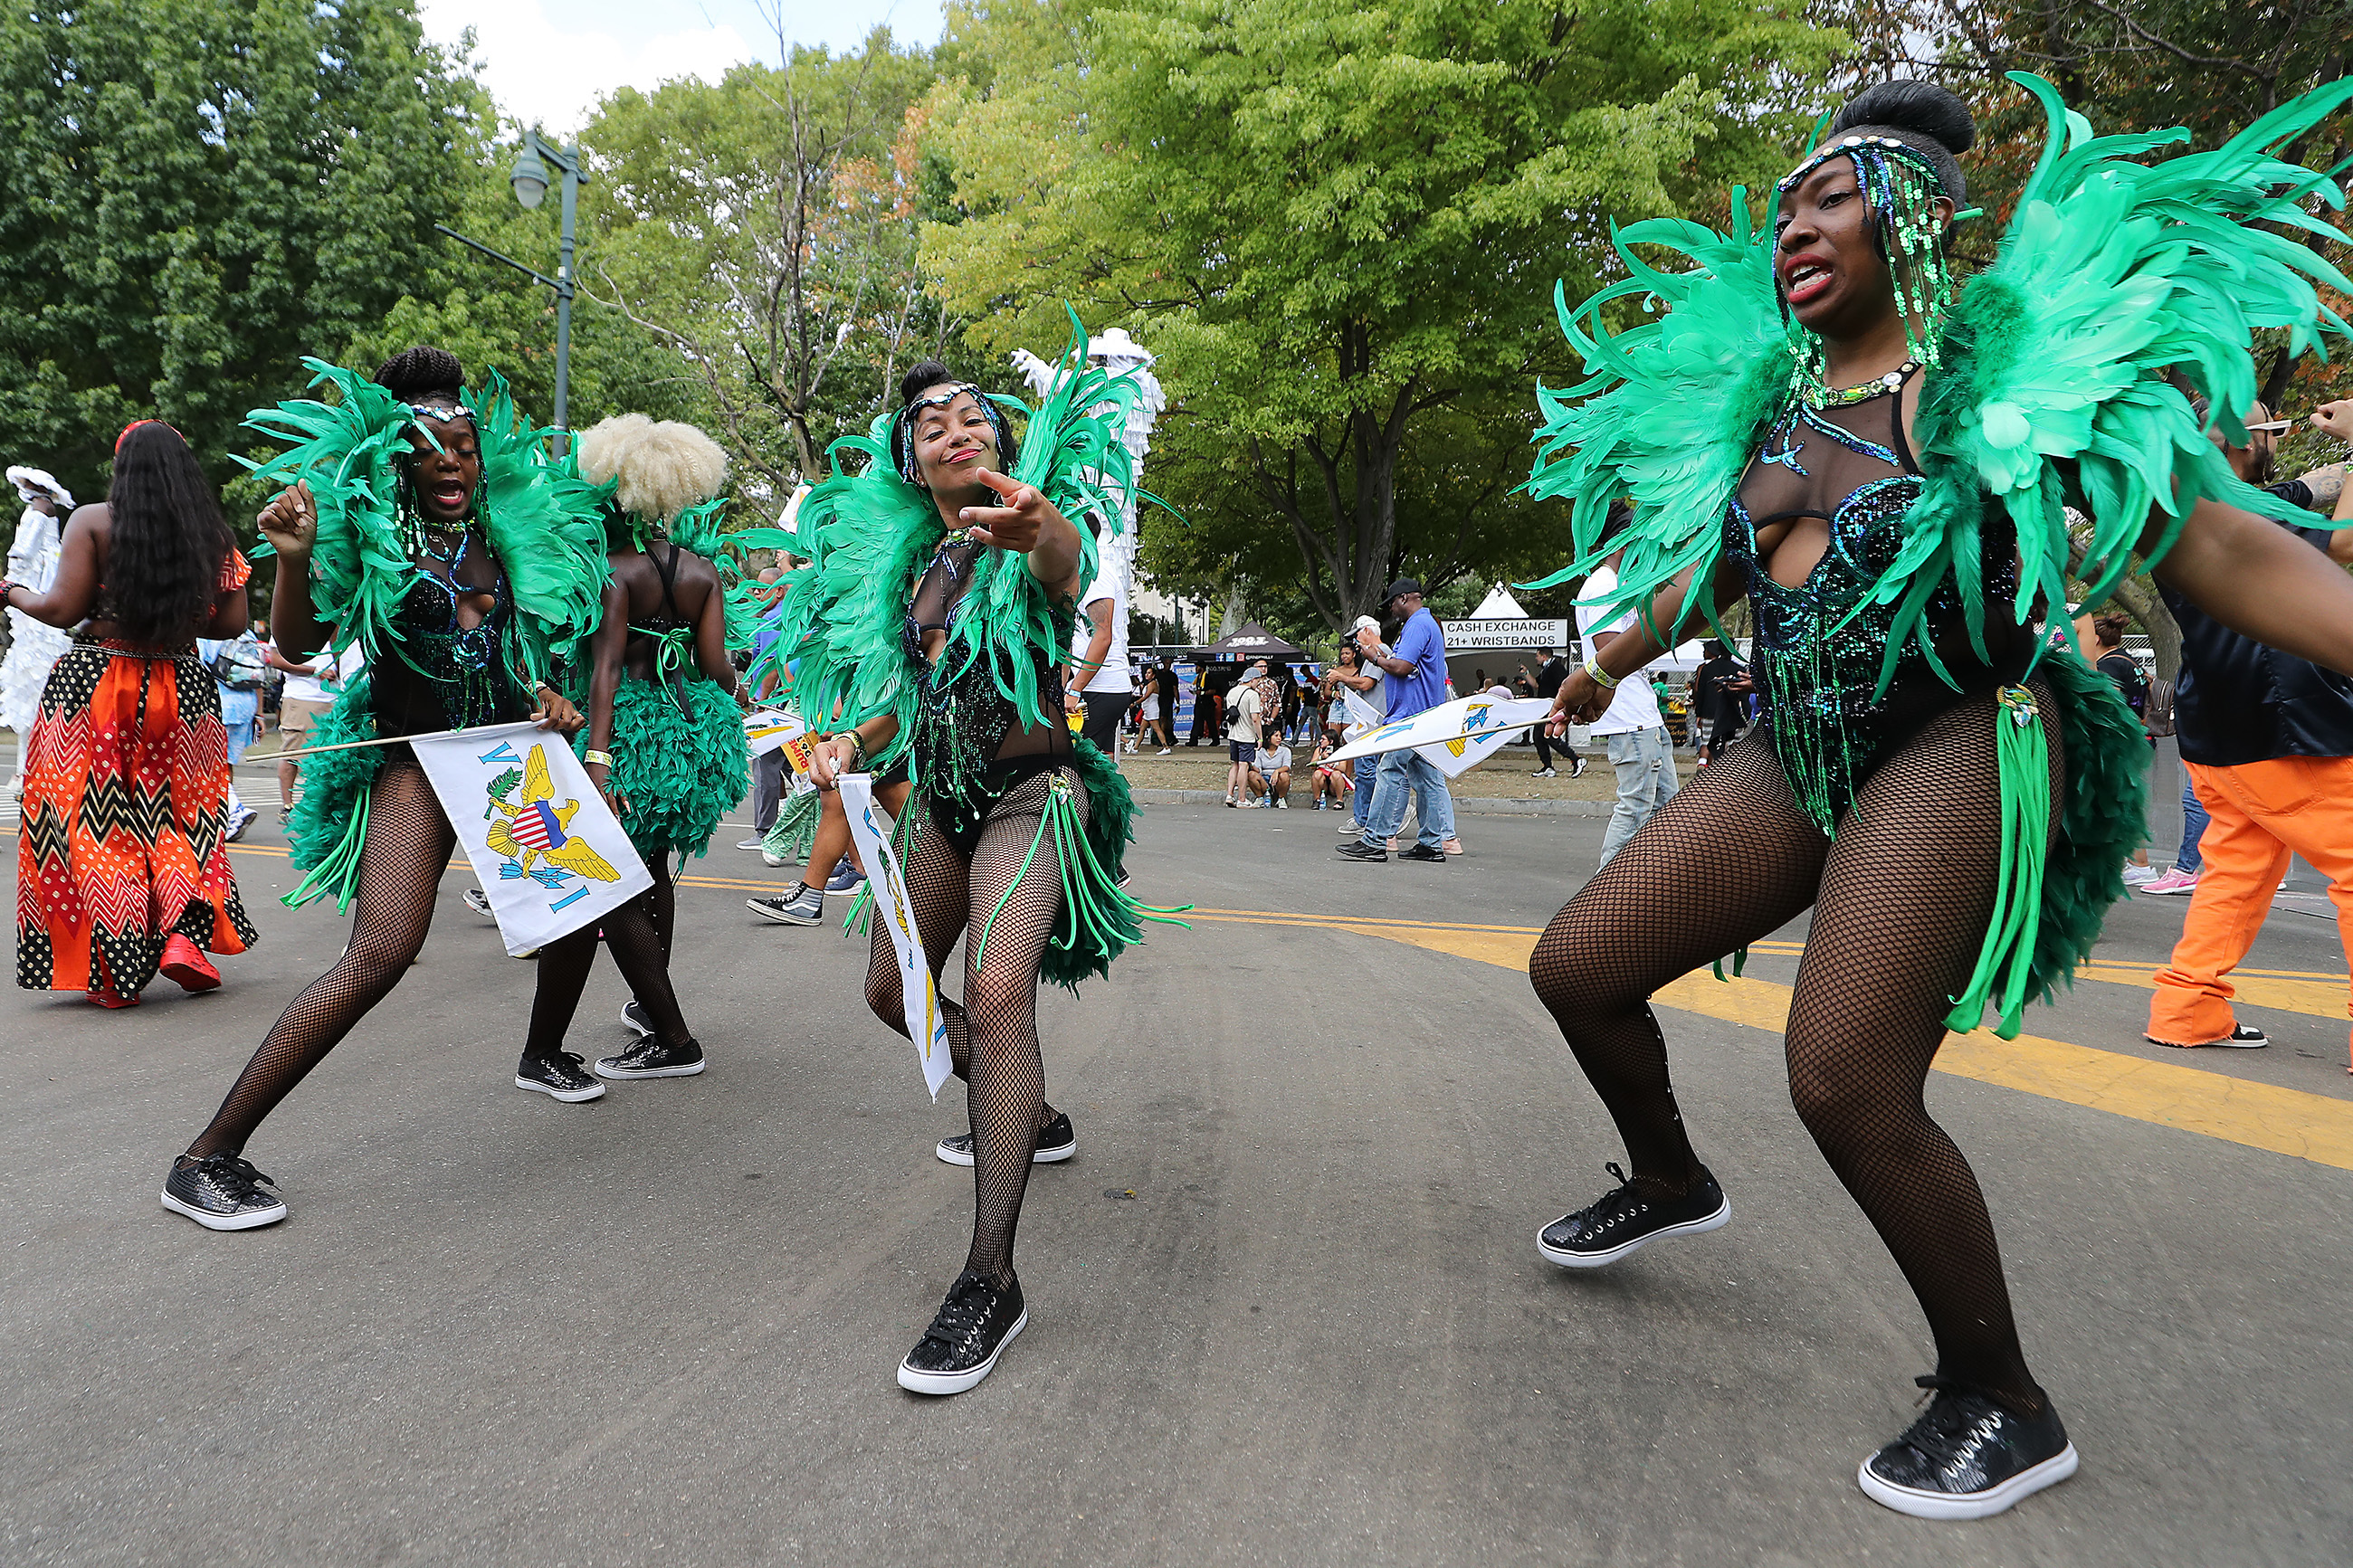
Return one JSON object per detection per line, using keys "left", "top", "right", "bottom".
{"left": 2145, "top": 395, "right": 2353, "bottom": 1063}
{"left": 2146, "top": 757, "right": 2353, "bottom": 1065}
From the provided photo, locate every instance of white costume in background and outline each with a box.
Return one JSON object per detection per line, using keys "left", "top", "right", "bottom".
{"left": 4, "top": 467, "right": 76, "bottom": 765}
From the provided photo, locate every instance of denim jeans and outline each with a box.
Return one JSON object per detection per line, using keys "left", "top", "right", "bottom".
{"left": 1351, "top": 755, "right": 1377, "bottom": 829}
{"left": 1598, "top": 725, "right": 1679, "bottom": 869}
{"left": 2177, "top": 770, "right": 2211, "bottom": 874}
{"left": 1362, "top": 747, "right": 1455, "bottom": 850}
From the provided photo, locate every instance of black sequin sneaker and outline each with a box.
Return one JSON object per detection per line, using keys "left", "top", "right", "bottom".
{"left": 162, "top": 1153, "right": 288, "bottom": 1231}
{"left": 619, "top": 999, "right": 653, "bottom": 1039}
{"left": 516, "top": 1050, "right": 606, "bottom": 1101}
{"left": 897, "top": 1269, "right": 1027, "bottom": 1395}
{"left": 1537, "top": 1162, "right": 1729, "bottom": 1268}
{"left": 595, "top": 1035, "right": 707, "bottom": 1080}
{"left": 936, "top": 1110, "right": 1076, "bottom": 1167}
{"left": 1859, "top": 1377, "right": 2079, "bottom": 1520}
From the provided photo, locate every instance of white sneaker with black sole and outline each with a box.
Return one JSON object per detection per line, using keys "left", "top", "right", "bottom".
{"left": 516, "top": 1050, "right": 605, "bottom": 1101}
{"left": 937, "top": 1110, "right": 1075, "bottom": 1166}
{"left": 1537, "top": 1162, "right": 1729, "bottom": 1268}
{"left": 748, "top": 885, "right": 824, "bottom": 925}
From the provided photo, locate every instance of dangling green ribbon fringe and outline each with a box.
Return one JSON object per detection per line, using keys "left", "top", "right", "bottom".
{"left": 283, "top": 778, "right": 372, "bottom": 912}
{"left": 971, "top": 774, "right": 1190, "bottom": 972}
{"left": 1945, "top": 686, "right": 2050, "bottom": 1040}
{"left": 1710, "top": 946, "right": 1748, "bottom": 983}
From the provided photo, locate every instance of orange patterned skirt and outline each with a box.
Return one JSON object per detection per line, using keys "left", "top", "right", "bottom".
{"left": 15, "top": 641, "right": 257, "bottom": 994}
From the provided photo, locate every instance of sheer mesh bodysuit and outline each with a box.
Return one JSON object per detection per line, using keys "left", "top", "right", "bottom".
{"left": 864, "top": 537, "right": 1080, "bottom": 1288}
{"left": 185, "top": 542, "right": 681, "bottom": 1164}
{"left": 1530, "top": 380, "right": 2061, "bottom": 1415}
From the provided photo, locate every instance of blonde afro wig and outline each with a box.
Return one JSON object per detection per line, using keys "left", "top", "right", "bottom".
{"left": 577, "top": 413, "right": 729, "bottom": 525}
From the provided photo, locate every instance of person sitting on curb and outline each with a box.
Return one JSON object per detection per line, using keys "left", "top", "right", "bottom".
{"left": 1248, "top": 732, "right": 1292, "bottom": 807}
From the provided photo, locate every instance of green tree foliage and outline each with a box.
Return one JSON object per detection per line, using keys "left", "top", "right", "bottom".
{"left": 925, "top": 0, "right": 1845, "bottom": 630}
{"left": 582, "top": 34, "right": 948, "bottom": 497}
{"left": 0, "top": 0, "right": 492, "bottom": 503}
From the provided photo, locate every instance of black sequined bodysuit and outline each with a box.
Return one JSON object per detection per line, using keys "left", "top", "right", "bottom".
{"left": 903, "top": 537, "right": 1075, "bottom": 853}
{"left": 368, "top": 530, "right": 527, "bottom": 744}
{"left": 1725, "top": 374, "right": 2034, "bottom": 832}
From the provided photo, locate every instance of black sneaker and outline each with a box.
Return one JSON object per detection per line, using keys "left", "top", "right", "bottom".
{"left": 1335, "top": 840, "right": 1387, "bottom": 862}
{"left": 2144, "top": 1022, "right": 2268, "bottom": 1050}
{"left": 1859, "top": 1377, "right": 2080, "bottom": 1519}
{"left": 1570, "top": 756, "right": 1588, "bottom": 779}
{"left": 1537, "top": 1162, "right": 1729, "bottom": 1268}
{"left": 595, "top": 1035, "right": 706, "bottom": 1079}
{"left": 1398, "top": 843, "right": 1446, "bottom": 862}
{"left": 162, "top": 1153, "right": 288, "bottom": 1231}
{"left": 516, "top": 1050, "right": 606, "bottom": 1101}
{"left": 748, "top": 886, "right": 824, "bottom": 925}
{"left": 620, "top": 998, "right": 653, "bottom": 1038}
{"left": 897, "top": 1269, "right": 1027, "bottom": 1395}
{"left": 937, "top": 1110, "right": 1076, "bottom": 1166}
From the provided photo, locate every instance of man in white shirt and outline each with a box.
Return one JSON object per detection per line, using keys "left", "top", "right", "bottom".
{"left": 1224, "top": 660, "right": 1267, "bottom": 807}
{"left": 1065, "top": 527, "right": 1133, "bottom": 755}
{"left": 1577, "top": 554, "right": 1680, "bottom": 869}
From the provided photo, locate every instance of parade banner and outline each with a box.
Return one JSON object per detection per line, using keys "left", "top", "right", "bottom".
{"left": 744, "top": 708, "right": 805, "bottom": 755}
{"left": 840, "top": 773, "right": 955, "bottom": 1100}
{"left": 406, "top": 722, "right": 654, "bottom": 958}
{"left": 1325, "top": 695, "right": 1554, "bottom": 777}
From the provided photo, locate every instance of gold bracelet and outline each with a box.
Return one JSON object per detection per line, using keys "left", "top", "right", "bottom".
{"left": 583, "top": 749, "right": 614, "bottom": 767}
{"left": 1582, "top": 652, "right": 1622, "bottom": 690}
{"left": 847, "top": 732, "right": 870, "bottom": 770}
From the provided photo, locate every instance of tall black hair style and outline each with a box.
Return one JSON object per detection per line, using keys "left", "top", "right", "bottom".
{"left": 889, "top": 359, "right": 1019, "bottom": 486}
{"left": 1827, "top": 81, "right": 1975, "bottom": 206}
{"left": 105, "top": 422, "right": 233, "bottom": 645}
{"left": 375, "top": 345, "right": 468, "bottom": 407}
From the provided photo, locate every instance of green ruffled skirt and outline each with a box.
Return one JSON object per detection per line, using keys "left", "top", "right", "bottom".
{"left": 578, "top": 678, "right": 749, "bottom": 860}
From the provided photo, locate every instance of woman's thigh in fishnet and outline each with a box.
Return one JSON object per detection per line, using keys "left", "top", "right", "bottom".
{"left": 1531, "top": 730, "right": 1829, "bottom": 1012}
{"left": 863, "top": 803, "right": 973, "bottom": 1037}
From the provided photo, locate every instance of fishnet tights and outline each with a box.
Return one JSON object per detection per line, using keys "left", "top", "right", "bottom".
{"left": 187, "top": 763, "right": 454, "bottom": 1160}
{"left": 1529, "top": 686, "right": 2065, "bottom": 1413}
{"left": 863, "top": 769, "right": 1079, "bottom": 1288}
{"left": 524, "top": 846, "right": 691, "bottom": 1056}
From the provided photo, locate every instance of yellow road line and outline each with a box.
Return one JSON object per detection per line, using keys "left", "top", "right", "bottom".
{"left": 1202, "top": 913, "right": 2353, "bottom": 1173}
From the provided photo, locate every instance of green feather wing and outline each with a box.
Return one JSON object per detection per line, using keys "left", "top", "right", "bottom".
{"left": 1867, "top": 71, "right": 2353, "bottom": 692}
{"left": 468, "top": 373, "right": 614, "bottom": 683}
{"left": 1519, "top": 199, "right": 1792, "bottom": 635}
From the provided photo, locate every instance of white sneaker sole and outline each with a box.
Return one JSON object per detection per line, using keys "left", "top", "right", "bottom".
{"left": 515, "top": 1074, "right": 606, "bottom": 1102}
{"left": 934, "top": 1137, "right": 1078, "bottom": 1167}
{"left": 162, "top": 1189, "right": 288, "bottom": 1231}
{"left": 1858, "top": 1440, "right": 2079, "bottom": 1520}
{"left": 897, "top": 1308, "right": 1026, "bottom": 1395}
{"left": 1537, "top": 1193, "right": 1730, "bottom": 1269}
{"left": 593, "top": 1057, "right": 707, "bottom": 1080}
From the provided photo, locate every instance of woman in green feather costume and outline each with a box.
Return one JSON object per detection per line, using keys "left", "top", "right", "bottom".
{"left": 1519, "top": 79, "right": 2353, "bottom": 1518}
{"left": 779, "top": 329, "right": 1182, "bottom": 1396}
{"left": 513, "top": 413, "right": 771, "bottom": 1082}
{"left": 166, "top": 347, "right": 627, "bottom": 1232}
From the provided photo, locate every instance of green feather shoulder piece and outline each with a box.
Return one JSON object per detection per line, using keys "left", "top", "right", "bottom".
{"left": 766, "top": 309, "right": 1158, "bottom": 762}
{"left": 469, "top": 374, "right": 614, "bottom": 681}
{"left": 1520, "top": 200, "right": 1792, "bottom": 636}
{"left": 1867, "top": 71, "right": 2353, "bottom": 694}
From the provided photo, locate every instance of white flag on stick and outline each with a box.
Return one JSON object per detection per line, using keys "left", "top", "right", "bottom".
{"left": 406, "top": 722, "right": 654, "bottom": 958}
{"left": 744, "top": 708, "right": 805, "bottom": 755}
{"left": 1324, "top": 695, "right": 1554, "bottom": 778}
{"left": 840, "top": 773, "right": 955, "bottom": 1099}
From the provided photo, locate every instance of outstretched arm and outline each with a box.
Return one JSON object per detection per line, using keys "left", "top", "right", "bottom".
{"left": 2148, "top": 497, "right": 2353, "bottom": 676}
{"left": 1548, "top": 558, "right": 1746, "bottom": 731}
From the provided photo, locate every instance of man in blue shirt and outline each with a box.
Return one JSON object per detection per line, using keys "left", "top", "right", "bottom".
{"left": 1338, "top": 578, "right": 1455, "bottom": 862}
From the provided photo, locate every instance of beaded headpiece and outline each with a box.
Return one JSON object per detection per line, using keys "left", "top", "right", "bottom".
{"left": 1777, "top": 133, "right": 1962, "bottom": 385}
{"left": 890, "top": 382, "right": 1017, "bottom": 489}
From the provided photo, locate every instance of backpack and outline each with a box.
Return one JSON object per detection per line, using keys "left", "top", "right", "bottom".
{"left": 211, "top": 632, "right": 266, "bottom": 691}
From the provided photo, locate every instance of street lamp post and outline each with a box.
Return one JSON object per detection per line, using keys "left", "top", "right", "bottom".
{"left": 433, "top": 126, "right": 589, "bottom": 448}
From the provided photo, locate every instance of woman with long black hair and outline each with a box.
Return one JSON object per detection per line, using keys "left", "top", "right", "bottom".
{"left": 6, "top": 421, "right": 256, "bottom": 1005}
{"left": 1519, "top": 77, "right": 2353, "bottom": 1516}
{"left": 162, "top": 347, "right": 606, "bottom": 1231}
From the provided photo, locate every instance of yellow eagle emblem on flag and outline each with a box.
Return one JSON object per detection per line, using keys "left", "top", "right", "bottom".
{"left": 483, "top": 744, "right": 624, "bottom": 884}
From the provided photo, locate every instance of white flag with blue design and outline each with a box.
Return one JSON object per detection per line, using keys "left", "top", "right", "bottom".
{"left": 1324, "top": 695, "right": 1554, "bottom": 778}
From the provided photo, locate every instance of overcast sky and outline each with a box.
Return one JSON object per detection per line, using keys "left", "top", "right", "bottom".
{"left": 417, "top": 0, "right": 948, "bottom": 133}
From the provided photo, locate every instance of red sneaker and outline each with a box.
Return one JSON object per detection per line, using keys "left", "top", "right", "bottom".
{"left": 159, "top": 935, "right": 222, "bottom": 993}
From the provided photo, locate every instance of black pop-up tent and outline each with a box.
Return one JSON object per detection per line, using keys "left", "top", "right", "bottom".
{"left": 1200, "top": 622, "right": 1303, "bottom": 660}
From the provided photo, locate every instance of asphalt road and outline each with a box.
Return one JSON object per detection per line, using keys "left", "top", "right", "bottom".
{"left": 5, "top": 770, "right": 2349, "bottom": 1566}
